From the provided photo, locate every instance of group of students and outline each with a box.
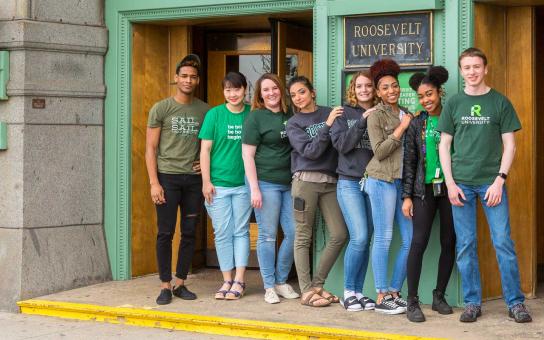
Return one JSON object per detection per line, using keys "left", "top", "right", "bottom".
{"left": 145, "top": 48, "right": 532, "bottom": 324}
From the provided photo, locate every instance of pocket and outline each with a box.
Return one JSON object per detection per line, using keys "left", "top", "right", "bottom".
{"left": 293, "top": 209, "right": 306, "bottom": 224}
{"left": 293, "top": 196, "right": 306, "bottom": 224}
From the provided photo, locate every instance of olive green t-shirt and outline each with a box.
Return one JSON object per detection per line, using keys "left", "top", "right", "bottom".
{"left": 242, "top": 109, "right": 293, "bottom": 185}
{"left": 147, "top": 97, "right": 210, "bottom": 174}
{"left": 425, "top": 115, "right": 442, "bottom": 183}
{"left": 198, "top": 103, "right": 250, "bottom": 187}
{"left": 437, "top": 89, "right": 521, "bottom": 185}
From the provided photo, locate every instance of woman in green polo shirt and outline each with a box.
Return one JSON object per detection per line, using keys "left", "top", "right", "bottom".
{"left": 242, "top": 73, "right": 299, "bottom": 304}
{"left": 199, "top": 72, "right": 252, "bottom": 300}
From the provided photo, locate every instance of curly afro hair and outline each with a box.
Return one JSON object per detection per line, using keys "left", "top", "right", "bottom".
{"left": 369, "top": 58, "right": 401, "bottom": 87}
{"left": 409, "top": 66, "right": 449, "bottom": 91}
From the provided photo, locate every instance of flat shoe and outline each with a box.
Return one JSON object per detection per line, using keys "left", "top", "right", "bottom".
{"left": 225, "top": 281, "right": 246, "bottom": 300}
{"left": 215, "top": 280, "right": 233, "bottom": 300}
{"left": 173, "top": 285, "right": 197, "bottom": 300}
{"left": 341, "top": 296, "right": 363, "bottom": 312}
{"left": 300, "top": 291, "right": 331, "bottom": 307}
{"left": 318, "top": 288, "right": 339, "bottom": 303}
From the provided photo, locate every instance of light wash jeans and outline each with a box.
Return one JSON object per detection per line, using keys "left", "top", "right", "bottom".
{"left": 365, "top": 177, "right": 413, "bottom": 293}
{"left": 452, "top": 184, "right": 524, "bottom": 308}
{"left": 337, "top": 179, "right": 373, "bottom": 293}
{"left": 204, "top": 185, "right": 252, "bottom": 272}
{"left": 251, "top": 180, "right": 296, "bottom": 289}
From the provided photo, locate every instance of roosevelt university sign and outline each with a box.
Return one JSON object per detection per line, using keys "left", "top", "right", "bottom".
{"left": 344, "top": 11, "right": 432, "bottom": 68}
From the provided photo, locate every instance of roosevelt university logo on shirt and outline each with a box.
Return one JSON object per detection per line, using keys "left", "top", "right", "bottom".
{"left": 461, "top": 104, "right": 490, "bottom": 125}
{"left": 280, "top": 120, "right": 288, "bottom": 139}
{"left": 347, "top": 119, "right": 372, "bottom": 149}
{"left": 305, "top": 122, "right": 326, "bottom": 138}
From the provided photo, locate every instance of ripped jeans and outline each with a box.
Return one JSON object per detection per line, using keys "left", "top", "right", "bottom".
{"left": 156, "top": 173, "right": 203, "bottom": 282}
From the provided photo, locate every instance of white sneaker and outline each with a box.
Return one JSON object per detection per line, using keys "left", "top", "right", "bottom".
{"left": 264, "top": 288, "right": 280, "bottom": 304}
{"left": 274, "top": 283, "right": 300, "bottom": 299}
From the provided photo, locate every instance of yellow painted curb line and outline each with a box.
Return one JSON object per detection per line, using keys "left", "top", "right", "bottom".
{"left": 18, "top": 299, "right": 445, "bottom": 340}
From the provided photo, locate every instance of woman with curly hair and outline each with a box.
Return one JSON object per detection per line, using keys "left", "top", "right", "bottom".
{"left": 402, "top": 66, "right": 455, "bottom": 322}
{"left": 365, "top": 59, "right": 413, "bottom": 315}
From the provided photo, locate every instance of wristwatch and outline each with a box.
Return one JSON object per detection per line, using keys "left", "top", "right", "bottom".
{"left": 498, "top": 172, "right": 508, "bottom": 180}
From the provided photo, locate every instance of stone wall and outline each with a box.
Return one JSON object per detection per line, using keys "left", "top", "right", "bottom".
{"left": 0, "top": 0, "right": 111, "bottom": 312}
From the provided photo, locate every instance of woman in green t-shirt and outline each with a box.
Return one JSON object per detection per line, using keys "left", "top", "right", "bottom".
{"left": 199, "top": 72, "right": 252, "bottom": 300}
{"left": 401, "top": 66, "right": 456, "bottom": 322}
{"left": 242, "top": 73, "right": 299, "bottom": 304}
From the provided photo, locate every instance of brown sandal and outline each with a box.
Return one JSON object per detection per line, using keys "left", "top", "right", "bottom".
{"left": 315, "top": 288, "right": 339, "bottom": 303}
{"left": 300, "top": 291, "right": 331, "bottom": 307}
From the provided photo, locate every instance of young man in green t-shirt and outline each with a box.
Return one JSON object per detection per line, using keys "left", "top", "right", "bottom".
{"left": 437, "top": 48, "right": 531, "bottom": 323}
{"left": 146, "top": 55, "right": 210, "bottom": 305}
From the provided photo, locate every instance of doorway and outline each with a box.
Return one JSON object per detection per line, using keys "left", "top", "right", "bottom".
{"left": 474, "top": 2, "right": 542, "bottom": 298}
{"left": 130, "top": 12, "right": 313, "bottom": 277}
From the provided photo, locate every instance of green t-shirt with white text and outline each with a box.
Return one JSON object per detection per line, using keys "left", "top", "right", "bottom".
{"left": 436, "top": 89, "right": 521, "bottom": 185}
{"left": 425, "top": 115, "right": 442, "bottom": 183}
{"left": 147, "top": 97, "right": 210, "bottom": 174}
{"left": 242, "top": 109, "right": 293, "bottom": 185}
{"left": 198, "top": 103, "right": 250, "bottom": 187}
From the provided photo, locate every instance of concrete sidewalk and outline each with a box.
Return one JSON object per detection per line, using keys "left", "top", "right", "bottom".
{"left": 0, "top": 311, "right": 232, "bottom": 340}
{"left": 18, "top": 269, "right": 544, "bottom": 340}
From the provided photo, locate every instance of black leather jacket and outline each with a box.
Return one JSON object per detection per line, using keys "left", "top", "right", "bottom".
{"left": 402, "top": 111, "right": 430, "bottom": 199}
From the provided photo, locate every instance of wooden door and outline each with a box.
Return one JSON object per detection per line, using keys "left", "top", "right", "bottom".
{"left": 132, "top": 24, "right": 204, "bottom": 277}
{"left": 474, "top": 4, "right": 536, "bottom": 298}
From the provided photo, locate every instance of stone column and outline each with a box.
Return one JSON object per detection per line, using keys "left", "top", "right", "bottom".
{"left": 0, "top": 0, "right": 111, "bottom": 312}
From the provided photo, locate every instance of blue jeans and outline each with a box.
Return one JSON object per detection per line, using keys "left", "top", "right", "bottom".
{"left": 452, "top": 184, "right": 524, "bottom": 308}
{"left": 252, "top": 180, "right": 296, "bottom": 289}
{"left": 337, "top": 179, "right": 373, "bottom": 292}
{"left": 365, "top": 177, "right": 413, "bottom": 293}
{"left": 204, "top": 186, "right": 252, "bottom": 272}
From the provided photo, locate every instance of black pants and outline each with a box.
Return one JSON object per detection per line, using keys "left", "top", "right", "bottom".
{"left": 156, "top": 173, "right": 203, "bottom": 282}
{"left": 407, "top": 184, "right": 456, "bottom": 298}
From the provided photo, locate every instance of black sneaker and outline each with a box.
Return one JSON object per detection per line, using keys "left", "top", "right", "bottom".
{"left": 432, "top": 289, "right": 453, "bottom": 315}
{"left": 375, "top": 294, "right": 405, "bottom": 315}
{"left": 508, "top": 303, "right": 532, "bottom": 323}
{"left": 393, "top": 293, "right": 407, "bottom": 311}
{"left": 173, "top": 285, "right": 197, "bottom": 300}
{"left": 359, "top": 296, "right": 376, "bottom": 311}
{"left": 459, "top": 304, "right": 482, "bottom": 322}
{"left": 156, "top": 288, "right": 172, "bottom": 305}
{"left": 407, "top": 296, "right": 426, "bottom": 323}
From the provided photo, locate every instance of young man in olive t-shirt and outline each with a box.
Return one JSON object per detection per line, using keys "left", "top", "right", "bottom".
{"left": 146, "top": 55, "right": 210, "bottom": 305}
{"left": 437, "top": 48, "right": 531, "bottom": 323}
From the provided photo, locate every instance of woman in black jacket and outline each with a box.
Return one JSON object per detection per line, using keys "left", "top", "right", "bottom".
{"left": 402, "top": 66, "right": 456, "bottom": 322}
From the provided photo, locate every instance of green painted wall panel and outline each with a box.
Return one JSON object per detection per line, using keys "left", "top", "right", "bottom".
{"left": 328, "top": 0, "right": 443, "bottom": 16}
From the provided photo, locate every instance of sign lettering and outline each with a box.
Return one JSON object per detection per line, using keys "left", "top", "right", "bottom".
{"left": 345, "top": 12, "right": 432, "bottom": 68}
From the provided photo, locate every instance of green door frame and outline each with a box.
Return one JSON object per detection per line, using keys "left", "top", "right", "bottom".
{"left": 104, "top": 0, "right": 474, "bottom": 280}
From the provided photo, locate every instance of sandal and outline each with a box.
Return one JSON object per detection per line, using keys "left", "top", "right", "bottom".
{"left": 225, "top": 281, "right": 246, "bottom": 300}
{"left": 341, "top": 296, "right": 363, "bottom": 312}
{"left": 214, "top": 280, "right": 233, "bottom": 300}
{"left": 300, "top": 291, "right": 331, "bottom": 307}
{"left": 319, "top": 288, "right": 340, "bottom": 303}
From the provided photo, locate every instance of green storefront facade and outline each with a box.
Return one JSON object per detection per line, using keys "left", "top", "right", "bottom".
{"left": 102, "top": 0, "right": 488, "bottom": 307}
